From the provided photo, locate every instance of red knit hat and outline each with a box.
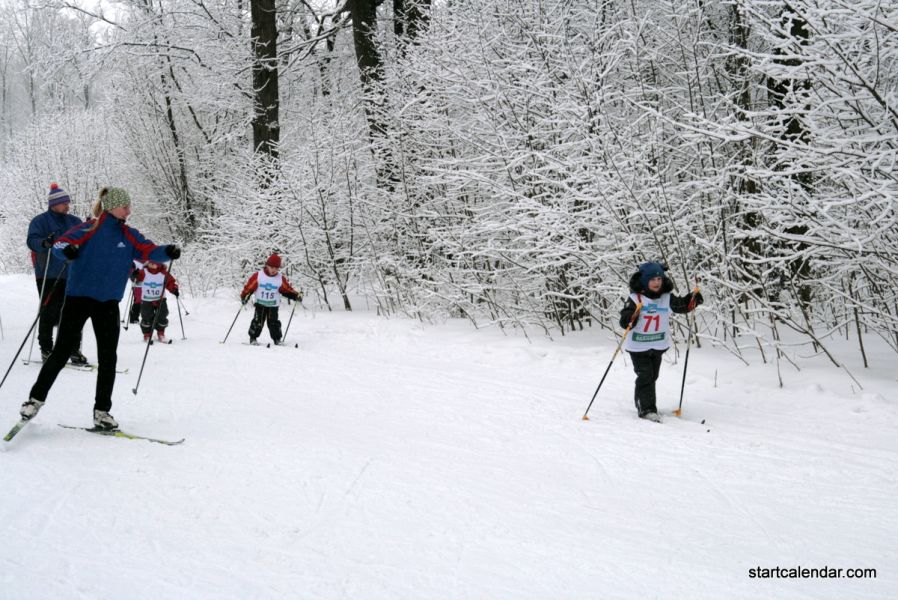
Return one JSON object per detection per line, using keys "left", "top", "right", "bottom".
{"left": 266, "top": 253, "right": 281, "bottom": 268}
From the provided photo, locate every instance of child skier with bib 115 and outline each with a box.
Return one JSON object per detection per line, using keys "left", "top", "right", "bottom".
{"left": 136, "top": 260, "right": 179, "bottom": 343}
{"left": 240, "top": 253, "right": 301, "bottom": 346}
{"left": 619, "top": 262, "right": 702, "bottom": 422}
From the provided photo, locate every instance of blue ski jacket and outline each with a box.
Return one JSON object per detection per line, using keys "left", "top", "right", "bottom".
{"left": 53, "top": 212, "right": 174, "bottom": 302}
{"left": 26, "top": 210, "right": 83, "bottom": 279}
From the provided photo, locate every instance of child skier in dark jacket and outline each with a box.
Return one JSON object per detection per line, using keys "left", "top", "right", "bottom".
{"left": 619, "top": 262, "right": 702, "bottom": 422}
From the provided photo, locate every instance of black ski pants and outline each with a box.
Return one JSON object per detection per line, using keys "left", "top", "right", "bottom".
{"left": 140, "top": 299, "right": 169, "bottom": 334}
{"left": 629, "top": 349, "right": 665, "bottom": 416}
{"left": 30, "top": 296, "right": 120, "bottom": 412}
{"left": 249, "top": 305, "right": 282, "bottom": 342}
{"left": 35, "top": 278, "right": 82, "bottom": 355}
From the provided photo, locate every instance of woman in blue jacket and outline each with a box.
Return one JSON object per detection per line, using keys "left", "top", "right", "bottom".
{"left": 19, "top": 187, "right": 181, "bottom": 430}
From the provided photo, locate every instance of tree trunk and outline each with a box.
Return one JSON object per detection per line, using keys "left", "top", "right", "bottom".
{"left": 349, "top": 0, "right": 398, "bottom": 189}
{"left": 767, "top": 5, "right": 813, "bottom": 305}
{"left": 393, "top": 0, "right": 431, "bottom": 42}
{"left": 251, "top": 0, "right": 280, "bottom": 159}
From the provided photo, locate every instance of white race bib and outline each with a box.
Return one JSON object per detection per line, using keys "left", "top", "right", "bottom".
{"left": 254, "top": 271, "right": 283, "bottom": 307}
{"left": 141, "top": 270, "right": 166, "bottom": 301}
{"left": 624, "top": 292, "right": 672, "bottom": 352}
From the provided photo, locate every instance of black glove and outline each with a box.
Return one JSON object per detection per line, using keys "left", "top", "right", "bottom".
{"left": 165, "top": 245, "right": 181, "bottom": 260}
{"left": 62, "top": 244, "right": 79, "bottom": 260}
{"left": 41, "top": 234, "right": 55, "bottom": 249}
{"left": 691, "top": 292, "right": 704, "bottom": 307}
{"left": 171, "top": 288, "right": 180, "bottom": 297}
{"left": 241, "top": 295, "right": 251, "bottom": 305}
{"left": 284, "top": 291, "right": 299, "bottom": 301}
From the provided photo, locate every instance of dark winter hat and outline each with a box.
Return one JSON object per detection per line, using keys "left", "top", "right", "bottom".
{"left": 266, "top": 253, "right": 282, "bottom": 268}
{"left": 639, "top": 262, "right": 666, "bottom": 287}
{"left": 47, "top": 182, "right": 71, "bottom": 207}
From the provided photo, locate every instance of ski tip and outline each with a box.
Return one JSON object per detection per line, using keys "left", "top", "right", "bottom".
{"left": 294, "top": 343, "right": 298, "bottom": 348}
{"left": 266, "top": 343, "right": 271, "bottom": 348}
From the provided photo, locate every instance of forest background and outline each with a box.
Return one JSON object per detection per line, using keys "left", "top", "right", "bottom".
{"left": 0, "top": 0, "right": 894, "bottom": 377}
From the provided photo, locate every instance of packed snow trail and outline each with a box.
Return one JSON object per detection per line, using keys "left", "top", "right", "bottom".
{"left": 1, "top": 275, "right": 895, "bottom": 599}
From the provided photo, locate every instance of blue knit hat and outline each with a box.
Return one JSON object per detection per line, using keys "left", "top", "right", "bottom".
{"left": 47, "top": 183, "right": 71, "bottom": 207}
{"left": 639, "top": 262, "right": 666, "bottom": 287}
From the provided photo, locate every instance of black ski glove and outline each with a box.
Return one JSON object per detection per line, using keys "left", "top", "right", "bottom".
{"left": 165, "top": 245, "right": 181, "bottom": 260}
{"left": 62, "top": 245, "right": 79, "bottom": 260}
{"left": 41, "top": 234, "right": 55, "bottom": 249}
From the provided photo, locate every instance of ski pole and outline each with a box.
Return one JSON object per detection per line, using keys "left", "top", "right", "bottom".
{"left": 582, "top": 303, "right": 642, "bottom": 421}
{"left": 0, "top": 271, "right": 68, "bottom": 391}
{"left": 220, "top": 299, "right": 247, "bottom": 344}
{"left": 122, "top": 284, "right": 135, "bottom": 330}
{"left": 132, "top": 260, "right": 177, "bottom": 395}
{"left": 674, "top": 285, "right": 701, "bottom": 417}
{"left": 175, "top": 294, "right": 186, "bottom": 339}
{"left": 0, "top": 312, "right": 43, "bottom": 392}
{"left": 25, "top": 249, "right": 54, "bottom": 364}
{"left": 282, "top": 300, "right": 298, "bottom": 343}
{"left": 121, "top": 282, "right": 132, "bottom": 323}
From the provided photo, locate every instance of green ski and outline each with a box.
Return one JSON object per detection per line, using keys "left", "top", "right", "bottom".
{"left": 58, "top": 424, "right": 184, "bottom": 446}
{"left": 3, "top": 420, "right": 30, "bottom": 442}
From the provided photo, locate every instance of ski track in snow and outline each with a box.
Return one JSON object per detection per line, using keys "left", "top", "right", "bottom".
{"left": 0, "top": 275, "right": 896, "bottom": 599}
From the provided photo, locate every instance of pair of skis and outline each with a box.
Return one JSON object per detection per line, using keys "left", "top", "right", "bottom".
{"left": 4, "top": 420, "right": 183, "bottom": 446}
{"left": 241, "top": 341, "right": 298, "bottom": 349}
{"left": 21, "top": 359, "right": 129, "bottom": 374}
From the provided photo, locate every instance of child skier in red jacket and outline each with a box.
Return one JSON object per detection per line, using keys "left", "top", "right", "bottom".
{"left": 240, "top": 253, "right": 301, "bottom": 345}
{"left": 136, "top": 260, "right": 179, "bottom": 343}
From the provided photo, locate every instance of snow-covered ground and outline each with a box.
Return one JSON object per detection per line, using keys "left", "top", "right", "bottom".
{"left": 1, "top": 273, "right": 896, "bottom": 599}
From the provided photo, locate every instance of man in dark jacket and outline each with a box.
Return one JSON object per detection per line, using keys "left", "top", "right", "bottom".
{"left": 26, "top": 183, "right": 88, "bottom": 365}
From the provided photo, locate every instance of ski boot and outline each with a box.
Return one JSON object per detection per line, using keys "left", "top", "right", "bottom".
{"left": 70, "top": 350, "right": 90, "bottom": 366}
{"left": 93, "top": 410, "right": 119, "bottom": 431}
{"left": 20, "top": 398, "right": 45, "bottom": 421}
